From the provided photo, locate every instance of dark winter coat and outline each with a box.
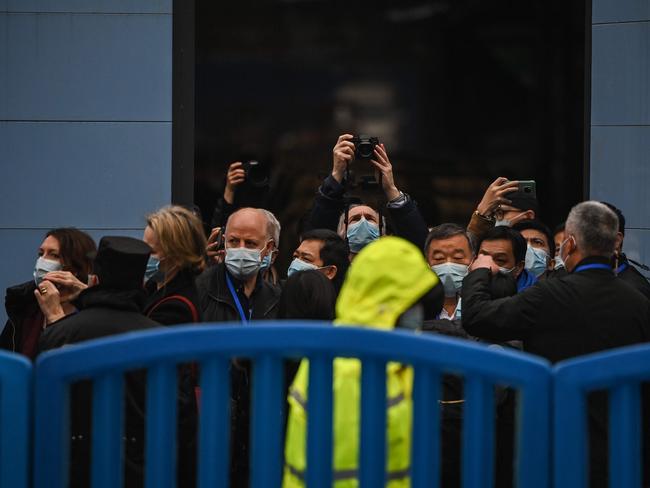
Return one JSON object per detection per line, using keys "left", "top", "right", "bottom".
{"left": 196, "top": 263, "right": 282, "bottom": 488}
{"left": 144, "top": 268, "right": 202, "bottom": 325}
{"left": 462, "top": 255, "right": 650, "bottom": 487}
{"left": 301, "top": 174, "right": 430, "bottom": 250}
{"left": 2, "top": 280, "right": 44, "bottom": 359}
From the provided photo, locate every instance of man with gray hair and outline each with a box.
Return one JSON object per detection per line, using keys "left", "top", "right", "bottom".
{"left": 461, "top": 201, "right": 649, "bottom": 361}
{"left": 461, "top": 201, "right": 650, "bottom": 487}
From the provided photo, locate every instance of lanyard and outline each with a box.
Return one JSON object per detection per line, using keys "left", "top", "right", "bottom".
{"left": 616, "top": 262, "right": 628, "bottom": 274}
{"left": 574, "top": 263, "right": 611, "bottom": 273}
{"left": 225, "top": 273, "right": 249, "bottom": 325}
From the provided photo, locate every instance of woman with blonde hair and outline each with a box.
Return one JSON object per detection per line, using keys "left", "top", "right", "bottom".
{"left": 142, "top": 205, "right": 207, "bottom": 325}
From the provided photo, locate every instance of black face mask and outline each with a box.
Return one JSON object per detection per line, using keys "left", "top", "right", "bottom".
{"left": 490, "top": 272, "right": 518, "bottom": 299}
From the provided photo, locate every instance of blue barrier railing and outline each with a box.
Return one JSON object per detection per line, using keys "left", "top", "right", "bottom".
{"left": 0, "top": 351, "right": 31, "bottom": 488}
{"left": 32, "top": 322, "right": 552, "bottom": 488}
{"left": 554, "top": 343, "right": 650, "bottom": 488}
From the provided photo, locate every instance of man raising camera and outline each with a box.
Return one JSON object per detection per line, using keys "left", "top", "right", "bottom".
{"left": 302, "top": 134, "right": 429, "bottom": 255}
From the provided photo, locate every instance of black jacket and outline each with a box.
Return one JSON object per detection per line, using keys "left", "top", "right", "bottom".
{"left": 195, "top": 263, "right": 281, "bottom": 487}
{"left": 301, "top": 175, "right": 430, "bottom": 250}
{"left": 39, "top": 287, "right": 161, "bottom": 488}
{"left": 144, "top": 268, "right": 202, "bottom": 325}
{"left": 461, "top": 256, "right": 650, "bottom": 361}
{"left": 2, "top": 280, "right": 42, "bottom": 358}
{"left": 462, "top": 256, "right": 650, "bottom": 487}
{"left": 617, "top": 255, "right": 650, "bottom": 300}
{"left": 196, "top": 262, "right": 281, "bottom": 323}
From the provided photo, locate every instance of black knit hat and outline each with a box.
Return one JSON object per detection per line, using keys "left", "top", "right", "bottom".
{"left": 91, "top": 236, "right": 152, "bottom": 290}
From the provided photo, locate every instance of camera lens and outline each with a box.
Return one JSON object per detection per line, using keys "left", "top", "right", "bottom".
{"left": 358, "top": 143, "right": 373, "bottom": 159}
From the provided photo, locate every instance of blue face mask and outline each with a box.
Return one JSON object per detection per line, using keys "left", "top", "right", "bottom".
{"left": 144, "top": 255, "right": 162, "bottom": 283}
{"left": 33, "top": 257, "right": 63, "bottom": 286}
{"left": 347, "top": 217, "right": 380, "bottom": 253}
{"left": 287, "top": 258, "right": 319, "bottom": 278}
{"left": 225, "top": 246, "right": 263, "bottom": 280}
{"left": 525, "top": 245, "right": 549, "bottom": 278}
{"left": 431, "top": 262, "right": 469, "bottom": 298}
{"left": 260, "top": 253, "right": 272, "bottom": 272}
{"left": 554, "top": 254, "right": 565, "bottom": 270}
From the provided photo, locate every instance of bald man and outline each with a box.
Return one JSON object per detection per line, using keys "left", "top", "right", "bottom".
{"left": 196, "top": 207, "right": 282, "bottom": 487}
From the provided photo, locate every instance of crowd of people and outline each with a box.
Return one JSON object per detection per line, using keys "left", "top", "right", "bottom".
{"left": 4, "top": 135, "right": 650, "bottom": 487}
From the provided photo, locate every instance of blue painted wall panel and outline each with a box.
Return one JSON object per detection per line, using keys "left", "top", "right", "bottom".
{"left": 591, "top": 0, "right": 650, "bottom": 277}
{"left": 593, "top": 0, "right": 650, "bottom": 23}
{"left": 0, "top": 1, "right": 172, "bottom": 329}
{"left": 591, "top": 22, "right": 650, "bottom": 126}
{"left": 0, "top": 121, "right": 171, "bottom": 228}
{"left": 2, "top": 12, "right": 171, "bottom": 121}
{"left": 590, "top": 126, "right": 650, "bottom": 229}
{"left": 4, "top": 0, "right": 172, "bottom": 14}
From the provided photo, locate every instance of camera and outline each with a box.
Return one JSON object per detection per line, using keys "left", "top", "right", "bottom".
{"left": 351, "top": 135, "right": 379, "bottom": 161}
{"left": 241, "top": 160, "right": 269, "bottom": 188}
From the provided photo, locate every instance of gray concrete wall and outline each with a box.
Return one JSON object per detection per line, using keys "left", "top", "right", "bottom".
{"left": 590, "top": 0, "right": 650, "bottom": 275}
{"left": 0, "top": 0, "right": 173, "bottom": 325}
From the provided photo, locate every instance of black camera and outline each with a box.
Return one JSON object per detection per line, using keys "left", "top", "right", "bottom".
{"left": 241, "top": 160, "right": 269, "bottom": 188}
{"left": 351, "top": 135, "right": 379, "bottom": 161}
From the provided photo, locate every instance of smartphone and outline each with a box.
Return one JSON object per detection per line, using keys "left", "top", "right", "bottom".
{"left": 511, "top": 180, "right": 536, "bottom": 200}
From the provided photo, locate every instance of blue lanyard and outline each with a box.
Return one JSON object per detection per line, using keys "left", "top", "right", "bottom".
{"left": 616, "top": 262, "right": 628, "bottom": 274}
{"left": 574, "top": 263, "right": 611, "bottom": 273}
{"left": 225, "top": 273, "right": 249, "bottom": 325}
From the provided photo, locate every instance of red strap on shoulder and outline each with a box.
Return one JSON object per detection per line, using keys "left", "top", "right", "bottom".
{"left": 147, "top": 295, "right": 199, "bottom": 322}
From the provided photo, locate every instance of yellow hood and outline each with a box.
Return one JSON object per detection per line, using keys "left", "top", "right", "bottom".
{"left": 335, "top": 236, "right": 439, "bottom": 330}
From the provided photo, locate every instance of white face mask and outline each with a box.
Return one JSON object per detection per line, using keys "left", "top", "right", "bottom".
{"left": 33, "top": 257, "right": 63, "bottom": 285}
{"left": 494, "top": 219, "right": 512, "bottom": 228}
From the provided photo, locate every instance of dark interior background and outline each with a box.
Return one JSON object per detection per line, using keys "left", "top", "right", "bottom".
{"left": 194, "top": 0, "right": 587, "bottom": 270}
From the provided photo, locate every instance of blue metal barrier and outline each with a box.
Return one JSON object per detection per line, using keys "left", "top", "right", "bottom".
{"left": 0, "top": 350, "right": 32, "bottom": 488}
{"left": 554, "top": 343, "right": 650, "bottom": 488}
{"left": 33, "top": 323, "right": 552, "bottom": 488}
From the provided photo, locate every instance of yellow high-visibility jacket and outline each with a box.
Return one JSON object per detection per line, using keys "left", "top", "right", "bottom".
{"left": 283, "top": 236, "right": 439, "bottom": 488}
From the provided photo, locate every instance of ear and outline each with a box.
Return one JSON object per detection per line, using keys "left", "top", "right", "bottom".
{"left": 321, "top": 265, "right": 338, "bottom": 281}
{"left": 548, "top": 257, "right": 555, "bottom": 271}
{"left": 88, "top": 274, "right": 99, "bottom": 287}
{"left": 524, "top": 210, "right": 535, "bottom": 220}
{"left": 615, "top": 232, "right": 624, "bottom": 253}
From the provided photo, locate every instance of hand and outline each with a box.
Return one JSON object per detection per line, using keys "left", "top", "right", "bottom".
{"left": 224, "top": 162, "right": 246, "bottom": 204}
{"left": 34, "top": 280, "right": 66, "bottom": 325}
{"left": 370, "top": 143, "right": 400, "bottom": 201}
{"left": 469, "top": 254, "right": 499, "bottom": 274}
{"left": 206, "top": 227, "right": 225, "bottom": 264}
{"left": 332, "top": 134, "right": 355, "bottom": 183}
{"left": 476, "top": 177, "right": 519, "bottom": 218}
{"left": 43, "top": 271, "right": 88, "bottom": 303}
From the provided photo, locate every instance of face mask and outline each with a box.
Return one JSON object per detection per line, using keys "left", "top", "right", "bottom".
{"left": 347, "top": 217, "right": 380, "bottom": 253}
{"left": 525, "top": 245, "right": 549, "bottom": 278}
{"left": 498, "top": 266, "right": 516, "bottom": 275}
{"left": 287, "top": 258, "right": 319, "bottom": 278}
{"left": 144, "top": 255, "right": 163, "bottom": 283}
{"left": 494, "top": 219, "right": 511, "bottom": 228}
{"left": 554, "top": 255, "right": 565, "bottom": 270}
{"left": 34, "top": 257, "right": 63, "bottom": 286}
{"left": 260, "top": 253, "right": 272, "bottom": 272}
{"left": 396, "top": 303, "right": 424, "bottom": 330}
{"left": 431, "top": 262, "right": 469, "bottom": 298}
{"left": 558, "top": 237, "right": 573, "bottom": 267}
{"left": 225, "top": 246, "right": 264, "bottom": 280}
